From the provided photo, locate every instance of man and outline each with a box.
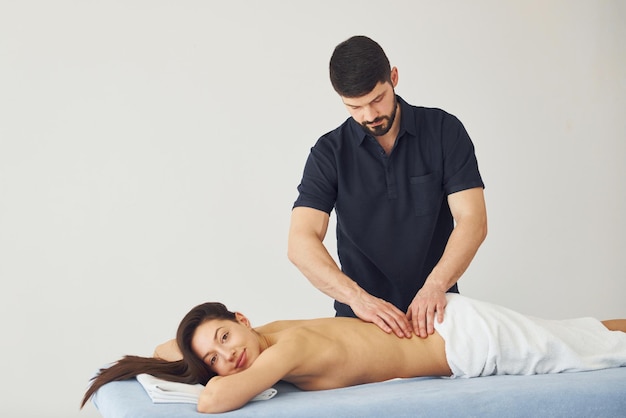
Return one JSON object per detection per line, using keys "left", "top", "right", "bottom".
{"left": 288, "top": 35, "right": 487, "bottom": 339}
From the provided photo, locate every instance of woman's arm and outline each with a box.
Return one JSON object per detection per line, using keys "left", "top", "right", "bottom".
{"left": 153, "top": 339, "right": 182, "bottom": 361}
{"left": 196, "top": 342, "right": 300, "bottom": 413}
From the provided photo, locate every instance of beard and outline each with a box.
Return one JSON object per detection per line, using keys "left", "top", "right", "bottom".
{"left": 360, "top": 96, "right": 398, "bottom": 137}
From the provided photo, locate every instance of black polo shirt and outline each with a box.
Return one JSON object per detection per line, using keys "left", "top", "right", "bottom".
{"left": 293, "top": 96, "right": 484, "bottom": 317}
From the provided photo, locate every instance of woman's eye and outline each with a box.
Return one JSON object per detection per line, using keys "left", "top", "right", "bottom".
{"left": 221, "top": 332, "right": 229, "bottom": 342}
{"left": 209, "top": 355, "right": 217, "bottom": 366}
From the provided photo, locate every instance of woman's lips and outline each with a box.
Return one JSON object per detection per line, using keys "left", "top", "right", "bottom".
{"left": 236, "top": 349, "right": 247, "bottom": 369}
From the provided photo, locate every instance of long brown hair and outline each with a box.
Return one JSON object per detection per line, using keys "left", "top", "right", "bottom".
{"left": 80, "top": 302, "right": 237, "bottom": 409}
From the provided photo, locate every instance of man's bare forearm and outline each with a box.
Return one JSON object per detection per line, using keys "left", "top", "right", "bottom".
{"left": 288, "top": 229, "right": 361, "bottom": 305}
{"left": 424, "top": 187, "right": 488, "bottom": 291}
{"left": 423, "top": 215, "right": 487, "bottom": 292}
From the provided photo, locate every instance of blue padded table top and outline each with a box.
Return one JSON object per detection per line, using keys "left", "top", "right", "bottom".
{"left": 93, "top": 367, "right": 626, "bottom": 418}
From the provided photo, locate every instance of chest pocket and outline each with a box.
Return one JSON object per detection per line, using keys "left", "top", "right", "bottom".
{"left": 409, "top": 172, "right": 443, "bottom": 216}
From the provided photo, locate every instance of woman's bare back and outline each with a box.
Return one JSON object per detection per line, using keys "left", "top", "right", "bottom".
{"left": 257, "top": 316, "right": 452, "bottom": 390}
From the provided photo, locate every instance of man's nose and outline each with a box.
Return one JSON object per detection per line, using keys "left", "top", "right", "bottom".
{"left": 362, "top": 106, "right": 378, "bottom": 123}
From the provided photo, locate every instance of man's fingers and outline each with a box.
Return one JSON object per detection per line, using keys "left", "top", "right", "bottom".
{"left": 352, "top": 294, "right": 414, "bottom": 338}
{"left": 372, "top": 316, "right": 393, "bottom": 334}
{"left": 409, "top": 306, "right": 433, "bottom": 338}
{"left": 407, "top": 290, "right": 449, "bottom": 337}
{"left": 371, "top": 313, "right": 404, "bottom": 337}
{"left": 437, "top": 305, "right": 445, "bottom": 323}
{"left": 409, "top": 305, "right": 427, "bottom": 338}
{"left": 408, "top": 308, "right": 420, "bottom": 336}
{"left": 426, "top": 306, "right": 436, "bottom": 335}
{"left": 418, "top": 313, "right": 428, "bottom": 338}
{"left": 378, "top": 309, "right": 412, "bottom": 338}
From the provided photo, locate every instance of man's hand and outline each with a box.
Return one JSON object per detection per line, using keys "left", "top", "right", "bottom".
{"left": 350, "top": 291, "right": 413, "bottom": 338}
{"left": 406, "top": 286, "right": 447, "bottom": 338}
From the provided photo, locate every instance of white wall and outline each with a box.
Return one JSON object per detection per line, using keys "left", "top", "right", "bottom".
{"left": 1, "top": 1, "right": 624, "bottom": 417}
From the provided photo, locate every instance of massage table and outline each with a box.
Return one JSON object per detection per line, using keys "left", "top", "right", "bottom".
{"left": 93, "top": 367, "right": 626, "bottom": 417}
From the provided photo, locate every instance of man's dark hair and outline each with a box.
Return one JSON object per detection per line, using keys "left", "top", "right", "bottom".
{"left": 329, "top": 35, "right": 391, "bottom": 98}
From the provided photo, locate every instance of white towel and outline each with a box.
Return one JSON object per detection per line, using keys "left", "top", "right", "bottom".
{"left": 434, "top": 294, "right": 626, "bottom": 378}
{"left": 136, "top": 374, "right": 277, "bottom": 404}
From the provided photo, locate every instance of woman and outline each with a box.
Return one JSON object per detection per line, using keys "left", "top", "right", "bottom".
{"left": 81, "top": 294, "right": 626, "bottom": 414}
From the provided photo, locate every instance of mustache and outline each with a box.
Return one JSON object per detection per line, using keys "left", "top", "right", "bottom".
{"left": 364, "top": 116, "right": 389, "bottom": 125}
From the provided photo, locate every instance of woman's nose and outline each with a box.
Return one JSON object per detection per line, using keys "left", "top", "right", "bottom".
{"left": 219, "top": 347, "right": 235, "bottom": 361}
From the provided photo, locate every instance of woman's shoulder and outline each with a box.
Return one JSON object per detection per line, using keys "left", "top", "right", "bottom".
{"left": 256, "top": 319, "right": 307, "bottom": 333}
{"left": 257, "top": 317, "right": 362, "bottom": 333}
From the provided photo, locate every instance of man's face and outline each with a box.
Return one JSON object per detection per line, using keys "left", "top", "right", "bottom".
{"left": 341, "top": 80, "right": 398, "bottom": 137}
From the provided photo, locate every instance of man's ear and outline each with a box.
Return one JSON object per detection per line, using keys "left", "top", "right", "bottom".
{"left": 235, "top": 312, "right": 251, "bottom": 327}
{"left": 390, "top": 66, "right": 399, "bottom": 87}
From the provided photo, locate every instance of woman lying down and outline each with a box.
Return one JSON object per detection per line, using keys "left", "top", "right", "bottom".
{"left": 81, "top": 294, "right": 626, "bottom": 414}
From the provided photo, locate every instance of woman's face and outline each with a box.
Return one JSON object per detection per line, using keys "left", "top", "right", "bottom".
{"left": 190, "top": 313, "right": 261, "bottom": 376}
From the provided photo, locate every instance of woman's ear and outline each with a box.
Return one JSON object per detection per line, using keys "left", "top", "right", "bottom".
{"left": 235, "top": 312, "right": 251, "bottom": 327}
